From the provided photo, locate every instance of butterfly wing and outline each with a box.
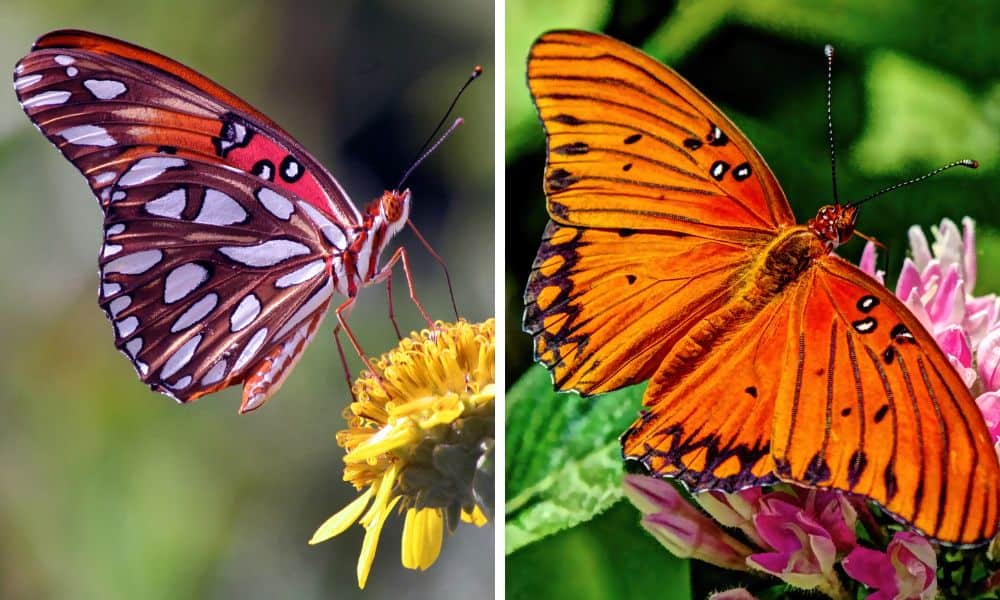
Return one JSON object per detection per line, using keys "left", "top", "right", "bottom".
{"left": 524, "top": 221, "right": 756, "bottom": 395}
{"left": 15, "top": 30, "right": 356, "bottom": 411}
{"left": 525, "top": 30, "right": 794, "bottom": 395}
{"left": 528, "top": 30, "right": 795, "bottom": 240}
{"left": 624, "top": 254, "right": 1000, "bottom": 544}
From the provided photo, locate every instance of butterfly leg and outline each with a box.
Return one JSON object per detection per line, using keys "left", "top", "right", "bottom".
{"left": 332, "top": 296, "right": 382, "bottom": 400}
{"left": 373, "top": 246, "right": 435, "bottom": 329}
{"left": 384, "top": 272, "right": 404, "bottom": 340}
{"left": 407, "top": 220, "right": 459, "bottom": 319}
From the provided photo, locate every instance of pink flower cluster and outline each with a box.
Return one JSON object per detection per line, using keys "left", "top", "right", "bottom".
{"left": 859, "top": 218, "right": 1000, "bottom": 455}
{"left": 625, "top": 475, "right": 936, "bottom": 599}
{"left": 625, "top": 218, "right": 1000, "bottom": 599}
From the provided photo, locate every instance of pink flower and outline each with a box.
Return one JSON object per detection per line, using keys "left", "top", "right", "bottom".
{"left": 623, "top": 475, "right": 752, "bottom": 571}
{"left": 861, "top": 217, "right": 1000, "bottom": 455}
{"left": 842, "top": 531, "right": 937, "bottom": 599}
{"left": 708, "top": 589, "right": 758, "bottom": 600}
{"left": 746, "top": 487, "right": 857, "bottom": 590}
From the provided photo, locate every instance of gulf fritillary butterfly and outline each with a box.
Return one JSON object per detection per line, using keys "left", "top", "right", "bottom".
{"left": 13, "top": 30, "right": 434, "bottom": 414}
{"left": 523, "top": 30, "right": 1000, "bottom": 545}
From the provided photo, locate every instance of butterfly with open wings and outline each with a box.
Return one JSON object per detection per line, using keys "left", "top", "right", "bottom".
{"left": 523, "top": 30, "right": 999, "bottom": 545}
{"left": 13, "top": 30, "right": 435, "bottom": 414}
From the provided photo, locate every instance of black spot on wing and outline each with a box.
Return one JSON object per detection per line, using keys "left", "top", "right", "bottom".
{"left": 623, "top": 133, "right": 642, "bottom": 145}
{"left": 553, "top": 141, "right": 589, "bottom": 155}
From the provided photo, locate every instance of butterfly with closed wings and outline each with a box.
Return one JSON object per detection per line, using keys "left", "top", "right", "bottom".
{"left": 523, "top": 30, "right": 999, "bottom": 545}
{"left": 14, "top": 30, "right": 453, "bottom": 414}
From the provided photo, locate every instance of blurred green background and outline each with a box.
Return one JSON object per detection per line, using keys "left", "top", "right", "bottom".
{"left": 506, "top": 0, "right": 999, "bottom": 598}
{"left": 0, "top": 1, "right": 493, "bottom": 598}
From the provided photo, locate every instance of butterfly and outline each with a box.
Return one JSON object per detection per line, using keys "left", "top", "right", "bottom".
{"left": 14, "top": 30, "right": 424, "bottom": 414}
{"left": 523, "top": 30, "right": 999, "bottom": 545}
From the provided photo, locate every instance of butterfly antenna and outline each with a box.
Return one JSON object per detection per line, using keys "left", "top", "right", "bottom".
{"left": 395, "top": 65, "right": 482, "bottom": 190}
{"left": 824, "top": 44, "right": 839, "bottom": 205}
{"left": 848, "top": 159, "right": 979, "bottom": 208}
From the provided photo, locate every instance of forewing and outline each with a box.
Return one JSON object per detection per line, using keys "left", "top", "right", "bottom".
{"left": 769, "top": 257, "right": 1000, "bottom": 545}
{"left": 99, "top": 158, "right": 343, "bottom": 410}
{"left": 14, "top": 29, "right": 360, "bottom": 225}
{"left": 528, "top": 30, "right": 794, "bottom": 240}
{"left": 524, "top": 221, "right": 756, "bottom": 395}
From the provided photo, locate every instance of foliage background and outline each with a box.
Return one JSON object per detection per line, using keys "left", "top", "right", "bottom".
{"left": 505, "top": 0, "right": 1000, "bottom": 598}
{"left": 0, "top": 1, "right": 493, "bottom": 598}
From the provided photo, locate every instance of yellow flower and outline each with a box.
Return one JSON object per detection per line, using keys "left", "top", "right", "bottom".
{"left": 309, "top": 319, "right": 494, "bottom": 589}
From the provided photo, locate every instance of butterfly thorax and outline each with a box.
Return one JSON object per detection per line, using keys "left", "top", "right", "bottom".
{"left": 332, "top": 189, "right": 411, "bottom": 297}
{"left": 807, "top": 204, "right": 859, "bottom": 251}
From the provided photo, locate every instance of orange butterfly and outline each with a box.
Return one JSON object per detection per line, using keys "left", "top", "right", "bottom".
{"left": 523, "top": 30, "right": 999, "bottom": 545}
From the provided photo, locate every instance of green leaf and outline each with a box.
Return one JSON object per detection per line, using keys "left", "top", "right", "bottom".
{"left": 505, "top": 0, "right": 611, "bottom": 159}
{"left": 852, "top": 51, "right": 998, "bottom": 175}
{"left": 507, "top": 500, "right": 692, "bottom": 600}
{"left": 505, "top": 365, "right": 643, "bottom": 553}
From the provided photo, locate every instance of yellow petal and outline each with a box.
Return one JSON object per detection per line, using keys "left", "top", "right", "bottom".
{"left": 357, "top": 495, "right": 401, "bottom": 589}
{"left": 344, "top": 425, "right": 416, "bottom": 463}
{"left": 461, "top": 506, "right": 489, "bottom": 527}
{"left": 308, "top": 486, "right": 374, "bottom": 545}
{"left": 401, "top": 508, "right": 443, "bottom": 570}
{"left": 360, "top": 463, "right": 400, "bottom": 527}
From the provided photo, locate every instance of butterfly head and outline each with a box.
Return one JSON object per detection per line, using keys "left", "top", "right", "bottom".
{"left": 371, "top": 188, "right": 411, "bottom": 238}
{"left": 808, "top": 204, "right": 859, "bottom": 250}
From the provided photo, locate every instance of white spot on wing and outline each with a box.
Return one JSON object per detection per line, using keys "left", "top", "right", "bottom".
{"left": 171, "top": 293, "right": 219, "bottom": 333}
{"left": 274, "top": 277, "right": 333, "bottom": 340}
{"left": 102, "top": 244, "right": 123, "bottom": 257}
{"left": 119, "top": 157, "right": 185, "bottom": 187}
{"left": 137, "top": 361, "right": 149, "bottom": 376}
{"left": 22, "top": 90, "right": 71, "bottom": 108}
{"left": 83, "top": 79, "right": 127, "bottom": 100}
{"left": 59, "top": 124, "right": 116, "bottom": 147}
{"left": 164, "top": 263, "right": 209, "bottom": 304}
{"left": 125, "top": 337, "right": 143, "bottom": 358}
{"left": 168, "top": 375, "right": 193, "bottom": 390}
{"left": 219, "top": 239, "right": 311, "bottom": 267}
{"left": 230, "top": 294, "right": 261, "bottom": 332}
{"left": 102, "top": 282, "right": 122, "bottom": 297}
{"left": 297, "top": 201, "right": 347, "bottom": 250}
{"left": 257, "top": 188, "right": 294, "bottom": 220}
{"left": 104, "top": 249, "right": 163, "bottom": 275}
{"left": 275, "top": 259, "right": 326, "bottom": 288}
{"left": 106, "top": 223, "right": 125, "bottom": 236}
{"left": 161, "top": 334, "right": 202, "bottom": 379}
{"left": 116, "top": 316, "right": 139, "bottom": 337}
{"left": 201, "top": 359, "right": 228, "bottom": 385}
{"left": 54, "top": 55, "right": 75, "bottom": 66}
{"left": 194, "top": 189, "right": 247, "bottom": 226}
{"left": 234, "top": 328, "right": 269, "bottom": 372}
{"left": 13, "top": 74, "right": 41, "bottom": 90}
{"left": 145, "top": 189, "right": 187, "bottom": 218}
{"left": 111, "top": 191, "right": 127, "bottom": 201}
{"left": 93, "top": 171, "right": 117, "bottom": 185}
{"left": 109, "top": 295, "right": 131, "bottom": 318}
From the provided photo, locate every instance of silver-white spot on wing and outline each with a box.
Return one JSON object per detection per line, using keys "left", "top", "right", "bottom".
{"left": 125, "top": 337, "right": 143, "bottom": 358}
{"left": 218, "top": 240, "right": 311, "bottom": 267}
{"left": 230, "top": 294, "right": 261, "bottom": 332}
{"left": 22, "top": 90, "right": 71, "bottom": 108}
{"left": 83, "top": 79, "right": 127, "bottom": 100}
{"left": 170, "top": 293, "right": 219, "bottom": 333}
{"left": 119, "top": 157, "right": 186, "bottom": 187}
{"left": 109, "top": 295, "right": 131, "bottom": 318}
{"left": 194, "top": 189, "right": 247, "bottom": 226}
{"left": 201, "top": 360, "right": 228, "bottom": 386}
{"left": 111, "top": 190, "right": 127, "bottom": 202}
{"left": 297, "top": 201, "right": 347, "bottom": 250}
{"left": 161, "top": 334, "right": 202, "bottom": 379}
{"left": 168, "top": 375, "right": 193, "bottom": 390}
{"left": 102, "top": 244, "right": 123, "bottom": 257}
{"left": 116, "top": 316, "right": 139, "bottom": 337}
{"left": 234, "top": 328, "right": 269, "bottom": 372}
{"left": 93, "top": 171, "right": 117, "bottom": 186}
{"left": 54, "top": 55, "right": 75, "bottom": 66}
{"left": 145, "top": 189, "right": 187, "bottom": 218}
{"left": 59, "top": 124, "right": 116, "bottom": 147}
{"left": 274, "top": 277, "right": 333, "bottom": 340}
{"left": 256, "top": 188, "right": 294, "bottom": 220}
{"left": 275, "top": 259, "right": 326, "bottom": 288}
{"left": 65, "top": 66, "right": 78, "bottom": 77}
{"left": 104, "top": 249, "right": 163, "bottom": 275}
{"left": 163, "top": 263, "right": 209, "bottom": 304}
{"left": 13, "top": 74, "right": 42, "bottom": 90}
{"left": 106, "top": 223, "right": 125, "bottom": 236}
{"left": 102, "top": 282, "right": 122, "bottom": 297}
